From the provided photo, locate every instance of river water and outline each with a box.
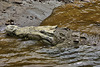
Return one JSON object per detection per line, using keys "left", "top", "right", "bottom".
{"left": 0, "top": 28, "right": 100, "bottom": 67}
{"left": 0, "top": 0, "right": 100, "bottom": 67}
{"left": 41, "top": 0, "right": 100, "bottom": 35}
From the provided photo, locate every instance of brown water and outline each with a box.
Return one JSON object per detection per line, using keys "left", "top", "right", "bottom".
{"left": 41, "top": 0, "right": 100, "bottom": 35}
{"left": 1, "top": 0, "right": 100, "bottom": 67}
{"left": 0, "top": 28, "right": 100, "bottom": 67}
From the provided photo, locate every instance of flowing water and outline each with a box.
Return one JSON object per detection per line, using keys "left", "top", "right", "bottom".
{"left": 0, "top": 27, "right": 100, "bottom": 67}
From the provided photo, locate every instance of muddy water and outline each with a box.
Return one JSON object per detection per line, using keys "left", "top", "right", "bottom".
{"left": 0, "top": 29, "right": 56, "bottom": 67}
{"left": 0, "top": 28, "right": 100, "bottom": 67}
{"left": 0, "top": 0, "right": 100, "bottom": 67}
{"left": 41, "top": 0, "right": 100, "bottom": 35}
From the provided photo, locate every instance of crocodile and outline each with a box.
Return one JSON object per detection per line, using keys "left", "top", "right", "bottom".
{"left": 5, "top": 25, "right": 100, "bottom": 47}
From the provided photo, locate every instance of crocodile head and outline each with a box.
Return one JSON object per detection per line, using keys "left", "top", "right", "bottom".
{"left": 5, "top": 25, "right": 19, "bottom": 33}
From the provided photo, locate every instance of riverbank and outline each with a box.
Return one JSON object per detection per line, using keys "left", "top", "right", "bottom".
{"left": 0, "top": 0, "right": 64, "bottom": 28}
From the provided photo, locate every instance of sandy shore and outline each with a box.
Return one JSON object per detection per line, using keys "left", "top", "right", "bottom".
{"left": 0, "top": 0, "right": 64, "bottom": 28}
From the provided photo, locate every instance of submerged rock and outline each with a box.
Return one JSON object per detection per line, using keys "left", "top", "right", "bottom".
{"left": 40, "top": 0, "right": 100, "bottom": 35}
{"left": 5, "top": 25, "right": 100, "bottom": 46}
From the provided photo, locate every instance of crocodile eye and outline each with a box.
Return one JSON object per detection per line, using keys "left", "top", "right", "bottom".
{"left": 10, "top": 26, "right": 14, "bottom": 30}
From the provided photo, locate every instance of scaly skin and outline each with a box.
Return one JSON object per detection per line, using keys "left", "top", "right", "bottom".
{"left": 5, "top": 25, "right": 100, "bottom": 46}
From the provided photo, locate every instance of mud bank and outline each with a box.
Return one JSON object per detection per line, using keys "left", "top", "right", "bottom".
{"left": 0, "top": 0, "right": 64, "bottom": 27}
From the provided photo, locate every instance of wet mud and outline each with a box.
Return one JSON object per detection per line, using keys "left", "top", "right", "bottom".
{"left": 0, "top": 0, "right": 63, "bottom": 27}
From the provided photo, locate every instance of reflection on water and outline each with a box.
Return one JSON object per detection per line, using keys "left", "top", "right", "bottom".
{"left": 0, "top": 29, "right": 100, "bottom": 67}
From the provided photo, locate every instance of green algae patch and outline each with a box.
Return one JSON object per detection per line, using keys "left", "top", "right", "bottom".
{"left": 40, "top": 0, "right": 100, "bottom": 34}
